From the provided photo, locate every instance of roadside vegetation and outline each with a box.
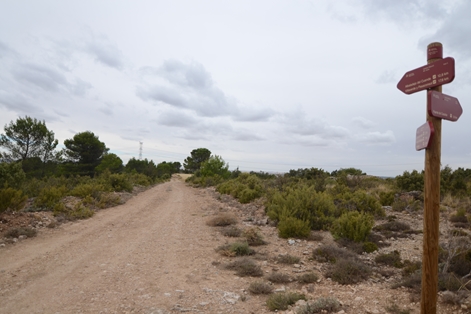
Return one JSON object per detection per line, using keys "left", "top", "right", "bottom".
{"left": 0, "top": 116, "right": 182, "bottom": 221}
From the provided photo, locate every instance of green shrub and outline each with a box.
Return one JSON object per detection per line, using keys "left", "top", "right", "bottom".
{"left": 266, "top": 292, "right": 306, "bottom": 311}
{"left": 242, "top": 227, "right": 267, "bottom": 246}
{"left": 71, "top": 182, "right": 108, "bottom": 199}
{"left": 297, "top": 272, "right": 319, "bottom": 284}
{"left": 379, "top": 191, "right": 395, "bottom": 206}
{"left": 331, "top": 211, "right": 374, "bottom": 242}
{"left": 266, "top": 184, "right": 337, "bottom": 230}
{"left": 248, "top": 281, "right": 273, "bottom": 294}
{"left": 312, "top": 244, "right": 357, "bottom": 263}
{"left": 0, "top": 161, "right": 26, "bottom": 189}
{"left": 53, "top": 201, "right": 94, "bottom": 220}
{"left": 34, "top": 185, "right": 68, "bottom": 210}
{"left": 296, "top": 297, "right": 340, "bottom": 314}
{"left": 267, "top": 272, "right": 291, "bottom": 283}
{"left": 334, "top": 190, "right": 385, "bottom": 217}
{"left": 216, "top": 242, "right": 254, "bottom": 256}
{"left": 278, "top": 217, "right": 311, "bottom": 239}
{"left": 217, "top": 173, "right": 263, "bottom": 203}
{"left": 375, "top": 250, "right": 403, "bottom": 268}
{"left": 438, "top": 273, "right": 462, "bottom": 292}
{"left": 96, "top": 192, "right": 122, "bottom": 209}
{"left": 128, "top": 172, "right": 151, "bottom": 186}
{"left": 325, "top": 258, "right": 371, "bottom": 284}
{"left": 107, "top": 173, "right": 133, "bottom": 192}
{"left": 276, "top": 254, "right": 300, "bottom": 264}
{"left": 363, "top": 241, "right": 379, "bottom": 253}
{"left": 225, "top": 257, "right": 263, "bottom": 277}
{"left": 0, "top": 188, "right": 27, "bottom": 212}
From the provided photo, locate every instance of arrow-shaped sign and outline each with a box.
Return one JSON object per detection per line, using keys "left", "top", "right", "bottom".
{"left": 416, "top": 121, "right": 434, "bottom": 151}
{"left": 397, "top": 57, "right": 455, "bottom": 94}
{"left": 427, "top": 91, "right": 463, "bottom": 122}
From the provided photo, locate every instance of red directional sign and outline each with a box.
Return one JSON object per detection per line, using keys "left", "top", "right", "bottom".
{"left": 416, "top": 121, "right": 434, "bottom": 151}
{"left": 427, "top": 91, "right": 463, "bottom": 122}
{"left": 397, "top": 57, "right": 455, "bottom": 94}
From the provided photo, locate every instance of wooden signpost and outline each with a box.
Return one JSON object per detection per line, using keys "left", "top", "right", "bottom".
{"left": 397, "top": 42, "right": 463, "bottom": 314}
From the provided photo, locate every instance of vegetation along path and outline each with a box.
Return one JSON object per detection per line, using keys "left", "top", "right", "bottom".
{"left": 0, "top": 177, "right": 261, "bottom": 313}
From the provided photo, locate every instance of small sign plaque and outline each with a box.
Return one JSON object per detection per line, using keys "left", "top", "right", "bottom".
{"left": 427, "top": 91, "right": 463, "bottom": 122}
{"left": 416, "top": 121, "right": 434, "bottom": 151}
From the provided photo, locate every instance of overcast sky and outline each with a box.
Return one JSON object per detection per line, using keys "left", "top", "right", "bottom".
{"left": 0, "top": 0, "right": 470, "bottom": 176}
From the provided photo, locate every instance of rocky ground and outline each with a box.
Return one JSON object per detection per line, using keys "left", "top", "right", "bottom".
{"left": 0, "top": 176, "right": 467, "bottom": 313}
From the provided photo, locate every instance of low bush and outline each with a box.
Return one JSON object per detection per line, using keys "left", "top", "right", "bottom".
{"left": 96, "top": 192, "right": 122, "bottom": 209}
{"left": 385, "top": 302, "right": 411, "bottom": 314}
{"left": 450, "top": 208, "right": 468, "bottom": 223}
{"left": 225, "top": 257, "right": 263, "bottom": 277}
{"left": 375, "top": 250, "right": 403, "bottom": 268}
{"left": 248, "top": 281, "right": 273, "bottom": 295}
{"left": 266, "top": 184, "right": 338, "bottom": 230}
{"left": 107, "top": 173, "right": 133, "bottom": 192}
{"left": 438, "top": 273, "right": 462, "bottom": 292}
{"left": 242, "top": 227, "right": 267, "bottom": 246}
{"left": 330, "top": 211, "right": 374, "bottom": 242}
{"left": 297, "top": 272, "right": 319, "bottom": 284}
{"left": 392, "top": 271, "right": 421, "bottom": 292}
{"left": 363, "top": 241, "right": 379, "bottom": 253}
{"left": 276, "top": 254, "right": 300, "bottom": 264}
{"left": 333, "top": 190, "right": 385, "bottom": 217}
{"left": 325, "top": 258, "right": 371, "bottom": 284}
{"left": 312, "top": 244, "right": 357, "bottom": 263}
{"left": 266, "top": 292, "right": 306, "bottom": 311}
{"left": 0, "top": 188, "right": 27, "bottom": 212}
{"left": 402, "top": 260, "right": 422, "bottom": 277}
{"left": 278, "top": 217, "right": 311, "bottom": 239}
{"left": 220, "top": 225, "right": 242, "bottom": 237}
{"left": 33, "top": 185, "right": 68, "bottom": 210}
{"left": 53, "top": 202, "right": 94, "bottom": 221}
{"left": 296, "top": 297, "right": 340, "bottom": 314}
{"left": 379, "top": 191, "right": 395, "bottom": 206}
{"left": 5, "top": 227, "right": 37, "bottom": 238}
{"left": 217, "top": 173, "right": 264, "bottom": 203}
{"left": 267, "top": 272, "right": 291, "bottom": 283}
{"left": 216, "top": 242, "right": 254, "bottom": 257}
{"left": 206, "top": 214, "right": 237, "bottom": 226}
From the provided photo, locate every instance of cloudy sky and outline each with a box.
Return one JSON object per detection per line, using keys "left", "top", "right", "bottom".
{"left": 0, "top": 0, "right": 470, "bottom": 176}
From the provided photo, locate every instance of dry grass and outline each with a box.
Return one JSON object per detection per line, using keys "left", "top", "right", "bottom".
{"left": 225, "top": 257, "right": 263, "bottom": 277}
{"left": 276, "top": 254, "right": 300, "bottom": 264}
{"left": 248, "top": 281, "right": 273, "bottom": 295}
{"left": 297, "top": 272, "right": 319, "bottom": 284}
{"left": 267, "top": 272, "right": 291, "bottom": 283}
{"left": 266, "top": 292, "right": 306, "bottom": 311}
{"left": 216, "top": 242, "right": 254, "bottom": 257}
{"left": 206, "top": 213, "right": 237, "bottom": 226}
{"left": 220, "top": 225, "right": 242, "bottom": 237}
{"left": 5, "top": 227, "right": 37, "bottom": 238}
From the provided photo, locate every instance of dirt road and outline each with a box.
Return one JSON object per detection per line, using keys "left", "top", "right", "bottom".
{"left": 0, "top": 177, "right": 268, "bottom": 314}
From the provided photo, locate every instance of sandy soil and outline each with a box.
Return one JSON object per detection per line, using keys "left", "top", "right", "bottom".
{"left": 0, "top": 177, "right": 463, "bottom": 314}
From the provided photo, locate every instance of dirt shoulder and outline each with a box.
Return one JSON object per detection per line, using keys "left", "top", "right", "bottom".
{"left": 0, "top": 177, "right": 462, "bottom": 314}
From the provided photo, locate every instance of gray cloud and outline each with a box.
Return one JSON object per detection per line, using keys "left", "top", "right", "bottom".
{"left": 137, "top": 60, "right": 274, "bottom": 122}
{"left": 360, "top": 0, "right": 448, "bottom": 23}
{"left": 419, "top": 2, "right": 471, "bottom": 62}
{"left": 86, "top": 35, "right": 124, "bottom": 70}
{"left": 352, "top": 116, "right": 375, "bottom": 129}
{"left": 154, "top": 110, "right": 199, "bottom": 128}
{"left": 0, "top": 90, "right": 40, "bottom": 113}
{"left": 0, "top": 41, "right": 17, "bottom": 58}
{"left": 356, "top": 130, "right": 396, "bottom": 145}
{"left": 12, "top": 63, "right": 68, "bottom": 92}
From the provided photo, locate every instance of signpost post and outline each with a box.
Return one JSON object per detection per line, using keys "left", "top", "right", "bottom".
{"left": 397, "top": 42, "right": 463, "bottom": 314}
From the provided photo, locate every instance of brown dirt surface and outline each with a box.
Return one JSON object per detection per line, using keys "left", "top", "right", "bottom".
{"left": 0, "top": 177, "right": 465, "bottom": 313}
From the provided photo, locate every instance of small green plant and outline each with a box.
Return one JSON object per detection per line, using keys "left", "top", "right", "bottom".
{"left": 206, "top": 214, "right": 237, "bottom": 226}
{"left": 267, "top": 272, "right": 291, "bottom": 283}
{"left": 297, "top": 272, "right": 319, "bottom": 284}
{"left": 325, "top": 258, "right": 371, "bottom": 284}
{"left": 278, "top": 217, "right": 311, "bottom": 239}
{"left": 379, "top": 191, "right": 395, "bottom": 206}
{"left": 216, "top": 242, "right": 254, "bottom": 257}
{"left": 225, "top": 257, "right": 263, "bottom": 277}
{"left": 402, "top": 260, "right": 422, "bottom": 277}
{"left": 0, "top": 187, "right": 27, "bottom": 212}
{"left": 242, "top": 227, "right": 267, "bottom": 246}
{"left": 363, "top": 241, "right": 378, "bottom": 253}
{"left": 217, "top": 173, "right": 263, "bottom": 203}
{"left": 5, "top": 227, "right": 37, "bottom": 238}
{"left": 375, "top": 250, "right": 403, "bottom": 268}
{"left": 276, "top": 254, "right": 300, "bottom": 264}
{"left": 296, "top": 297, "right": 340, "bottom": 314}
{"left": 330, "top": 211, "right": 374, "bottom": 242}
{"left": 266, "top": 292, "right": 306, "bottom": 311}
{"left": 248, "top": 281, "right": 273, "bottom": 295}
